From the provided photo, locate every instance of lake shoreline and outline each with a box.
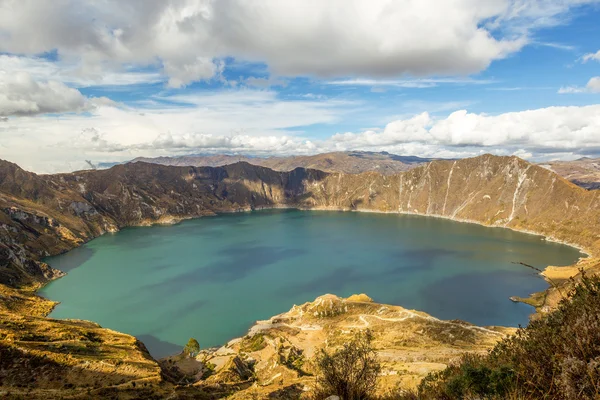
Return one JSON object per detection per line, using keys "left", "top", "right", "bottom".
{"left": 39, "top": 207, "right": 585, "bottom": 359}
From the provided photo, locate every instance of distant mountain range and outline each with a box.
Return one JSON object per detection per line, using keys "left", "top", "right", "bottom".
{"left": 1, "top": 154, "right": 599, "bottom": 398}
{"left": 540, "top": 157, "right": 600, "bottom": 190}
{"left": 131, "top": 151, "right": 600, "bottom": 190}
{"left": 3, "top": 153, "right": 599, "bottom": 291}
{"left": 130, "top": 151, "right": 436, "bottom": 175}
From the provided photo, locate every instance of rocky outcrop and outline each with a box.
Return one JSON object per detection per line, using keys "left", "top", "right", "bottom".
{"left": 189, "top": 293, "right": 514, "bottom": 398}
{"left": 0, "top": 154, "right": 599, "bottom": 398}
{"left": 309, "top": 155, "right": 600, "bottom": 253}
{"left": 1, "top": 154, "right": 599, "bottom": 295}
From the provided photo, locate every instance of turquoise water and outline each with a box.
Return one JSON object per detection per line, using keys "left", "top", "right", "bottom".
{"left": 42, "top": 210, "right": 582, "bottom": 358}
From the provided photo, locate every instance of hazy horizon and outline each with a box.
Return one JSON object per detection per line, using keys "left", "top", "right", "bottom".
{"left": 1, "top": 1, "right": 599, "bottom": 173}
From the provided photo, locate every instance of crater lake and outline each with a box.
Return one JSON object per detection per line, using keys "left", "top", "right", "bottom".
{"left": 41, "top": 210, "right": 582, "bottom": 358}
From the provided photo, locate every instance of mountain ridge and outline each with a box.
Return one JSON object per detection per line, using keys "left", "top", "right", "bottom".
{"left": 2, "top": 154, "right": 598, "bottom": 288}
{"left": 541, "top": 157, "right": 600, "bottom": 190}
{"left": 130, "top": 151, "right": 435, "bottom": 175}
{"left": 131, "top": 151, "right": 600, "bottom": 191}
{"left": 1, "top": 154, "right": 599, "bottom": 398}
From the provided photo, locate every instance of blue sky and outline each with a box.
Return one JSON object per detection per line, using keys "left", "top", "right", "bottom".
{"left": 0, "top": 0, "right": 599, "bottom": 172}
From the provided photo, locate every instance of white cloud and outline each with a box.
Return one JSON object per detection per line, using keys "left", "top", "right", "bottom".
{"left": 2, "top": 98, "right": 600, "bottom": 173}
{"left": 0, "top": 71, "right": 88, "bottom": 116}
{"left": 332, "top": 106, "right": 600, "bottom": 151}
{"left": 559, "top": 76, "right": 600, "bottom": 93}
{"left": 0, "top": 90, "right": 348, "bottom": 172}
{"left": 327, "top": 78, "right": 495, "bottom": 88}
{"left": 164, "top": 57, "right": 223, "bottom": 88}
{"left": 588, "top": 77, "right": 600, "bottom": 92}
{"left": 533, "top": 42, "right": 576, "bottom": 51}
{"left": 512, "top": 149, "right": 533, "bottom": 159}
{"left": 0, "top": 55, "right": 163, "bottom": 87}
{"left": 0, "top": 0, "right": 595, "bottom": 84}
{"left": 0, "top": 71, "right": 118, "bottom": 116}
{"left": 582, "top": 49, "right": 600, "bottom": 62}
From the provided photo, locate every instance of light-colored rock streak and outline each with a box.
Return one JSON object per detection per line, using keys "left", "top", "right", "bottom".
{"left": 426, "top": 167, "right": 433, "bottom": 215}
{"left": 348, "top": 312, "right": 504, "bottom": 337}
{"left": 442, "top": 161, "right": 457, "bottom": 216}
{"left": 398, "top": 175, "right": 404, "bottom": 212}
{"left": 452, "top": 191, "right": 476, "bottom": 219}
{"left": 587, "top": 191, "right": 598, "bottom": 213}
{"left": 507, "top": 165, "right": 531, "bottom": 225}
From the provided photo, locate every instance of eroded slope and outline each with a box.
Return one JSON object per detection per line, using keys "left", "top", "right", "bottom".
{"left": 165, "top": 294, "right": 513, "bottom": 399}
{"left": 0, "top": 154, "right": 599, "bottom": 398}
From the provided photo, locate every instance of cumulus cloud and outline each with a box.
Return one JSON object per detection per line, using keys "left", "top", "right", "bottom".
{"left": 1, "top": 96, "right": 600, "bottom": 173}
{"left": 559, "top": 76, "right": 600, "bottom": 93}
{"left": 0, "top": 0, "right": 595, "bottom": 84}
{"left": 0, "top": 71, "right": 118, "bottom": 116}
{"left": 0, "top": 55, "right": 163, "bottom": 87}
{"left": 0, "top": 71, "right": 88, "bottom": 116}
{"left": 326, "top": 105, "right": 600, "bottom": 157}
{"left": 589, "top": 77, "right": 600, "bottom": 92}
{"left": 149, "top": 131, "right": 311, "bottom": 154}
{"left": 164, "top": 57, "right": 223, "bottom": 88}
{"left": 582, "top": 49, "right": 600, "bottom": 62}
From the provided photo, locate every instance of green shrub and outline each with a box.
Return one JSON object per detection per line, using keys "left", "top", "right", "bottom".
{"left": 184, "top": 337, "right": 200, "bottom": 357}
{"left": 418, "top": 273, "right": 600, "bottom": 400}
{"left": 313, "top": 330, "right": 381, "bottom": 400}
{"left": 241, "top": 334, "right": 267, "bottom": 352}
{"left": 201, "top": 362, "right": 216, "bottom": 379}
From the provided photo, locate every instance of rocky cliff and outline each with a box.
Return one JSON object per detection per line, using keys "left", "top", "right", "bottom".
{"left": 2, "top": 154, "right": 599, "bottom": 310}
{"left": 167, "top": 293, "right": 514, "bottom": 399}
{"left": 308, "top": 155, "right": 600, "bottom": 253}
{"left": 1, "top": 154, "right": 599, "bottom": 398}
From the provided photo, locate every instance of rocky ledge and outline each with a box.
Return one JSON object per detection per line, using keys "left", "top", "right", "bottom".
{"left": 1, "top": 154, "right": 599, "bottom": 398}
{"left": 163, "top": 294, "right": 513, "bottom": 399}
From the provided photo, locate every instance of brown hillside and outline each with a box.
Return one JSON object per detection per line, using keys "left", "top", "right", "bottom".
{"left": 131, "top": 151, "right": 431, "bottom": 175}
{"left": 0, "top": 154, "right": 599, "bottom": 398}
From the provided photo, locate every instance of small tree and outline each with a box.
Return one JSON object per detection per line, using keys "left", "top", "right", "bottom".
{"left": 183, "top": 337, "right": 200, "bottom": 357}
{"left": 313, "top": 330, "right": 381, "bottom": 400}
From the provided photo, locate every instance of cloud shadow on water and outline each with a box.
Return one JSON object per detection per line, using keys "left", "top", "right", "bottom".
{"left": 44, "top": 246, "right": 95, "bottom": 272}
{"left": 140, "top": 243, "right": 306, "bottom": 295}
{"left": 383, "top": 248, "right": 472, "bottom": 276}
{"left": 417, "top": 269, "right": 545, "bottom": 326}
{"left": 136, "top": 334, "right": 182, "bottom": 359}
{"left": 165, "top": 298, "right": 209, "bottom": 322}
{"left": 277, "top": 249, "right": 473, "bottom": 300}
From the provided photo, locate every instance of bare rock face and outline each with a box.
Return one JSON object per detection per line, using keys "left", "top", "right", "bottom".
{"left": 198, "top": 293, "right": 514, "bottom": 398}
{"left": 0, "top": 154, "right": 599, "bottom": 398}
{"left": 2, "top": 154, "right": 599, "bottom": 287}
{"left": 1, "top": 154, "right": 599, "bottom": 309}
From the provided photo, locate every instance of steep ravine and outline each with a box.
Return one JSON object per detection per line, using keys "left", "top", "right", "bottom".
{"left": 1, "top": 154, "right": 599, "bottom": 398}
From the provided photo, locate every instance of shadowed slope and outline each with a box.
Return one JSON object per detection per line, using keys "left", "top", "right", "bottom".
{"left": 131, "top": 151, "right": 432, "bottom": 175}
{"left": 0, "top": 154, "right": 599, "bottom": 398}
